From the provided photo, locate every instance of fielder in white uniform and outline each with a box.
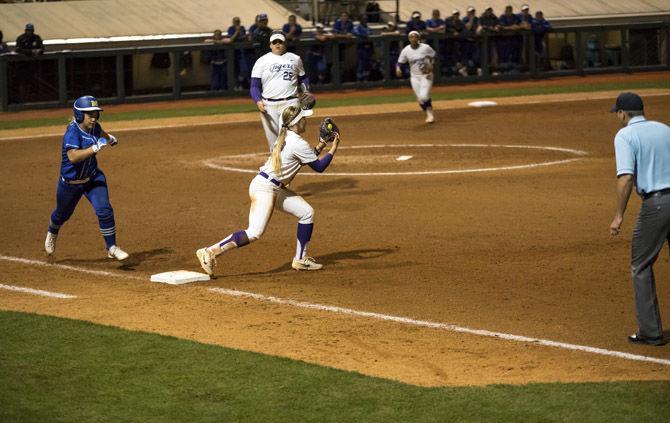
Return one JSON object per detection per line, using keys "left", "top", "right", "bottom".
{"left": 251, "top": 32, "right": 309, "bottom": 151}
{"left": 196, "top": 105, "right": 341, "bottom": 276}
{"left": 396, "top": 31, "right": 436, "bottom": 123}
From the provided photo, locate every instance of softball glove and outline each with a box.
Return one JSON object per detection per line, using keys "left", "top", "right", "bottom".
{"left": 299, "top": 92, "right": 316, "bottom": 110}
{"left": 319, "top": 118, "right": 339, "bottom": 143}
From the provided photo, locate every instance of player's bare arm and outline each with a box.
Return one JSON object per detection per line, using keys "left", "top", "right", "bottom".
{"left": 609, "top": 173, "right": 634, "bottom": 235}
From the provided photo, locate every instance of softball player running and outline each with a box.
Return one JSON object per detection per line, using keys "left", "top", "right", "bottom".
{"left": 396, "top": 31, "right": 436, "bottom": 123}
{"left": 196, "top": 105, "right": 341, "bottom": 276}
{"left": 44, "top": 95, "right": 128, "bottom": 261}
{"left": 251, "top": 32, "right": 310, "bottom": 151}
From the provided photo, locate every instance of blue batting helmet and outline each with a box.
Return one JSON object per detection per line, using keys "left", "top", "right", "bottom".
{"left": 73, "top": 95, "right": 103, "bottom": 123}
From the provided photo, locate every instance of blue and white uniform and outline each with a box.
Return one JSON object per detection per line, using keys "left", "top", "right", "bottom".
{"left": 47, "top": 111, "right": 121, "bottom": 255}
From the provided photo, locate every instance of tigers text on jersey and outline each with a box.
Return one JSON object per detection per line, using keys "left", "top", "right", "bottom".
{"left": 398, "top": 43, "right": 436, "bottom": 76}
{"left": 60, "top": 121, "right": 102, "bottom": 180}
{"left": 259, "top": 131, "right": 316, "bottom": 186}
{"left": 251, "top": 52, "right": 305, "bottom": 100}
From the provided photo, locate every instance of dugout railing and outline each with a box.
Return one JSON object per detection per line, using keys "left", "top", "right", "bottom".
{"left": 1, "top": 20, "right": 668, "bottom": 112}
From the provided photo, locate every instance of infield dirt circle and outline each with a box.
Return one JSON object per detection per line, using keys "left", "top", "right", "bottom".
{"left": 1, "top": 77, "right": 669, "bottom": 386}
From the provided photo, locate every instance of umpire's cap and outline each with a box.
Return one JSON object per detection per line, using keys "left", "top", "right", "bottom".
{"left": 25, "top": 23, "right": 35, "bottom": 31}
{"left": 610, "top": 92, "right": 644, "bottom": 112}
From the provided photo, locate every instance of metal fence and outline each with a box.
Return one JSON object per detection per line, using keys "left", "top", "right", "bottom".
{"left": 1, "top": 21, "right": 668, "bottom": 112}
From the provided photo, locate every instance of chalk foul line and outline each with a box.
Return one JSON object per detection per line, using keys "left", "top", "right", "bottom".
{"left": 0, "top": 283, "right": 76, "bottom": 299}
{"left": 0, "top": 255, "right": 145, "bottom": 281}
{"left": 208, "top": 287, "right": 670, "bottom": 367}
{"left": 2, "top": 254, "right": 667, "bottom": 367}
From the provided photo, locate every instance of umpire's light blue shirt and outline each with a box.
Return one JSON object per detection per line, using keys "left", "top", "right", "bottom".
{"left": 614, "top": 115, "right": 670, "bottom": 195}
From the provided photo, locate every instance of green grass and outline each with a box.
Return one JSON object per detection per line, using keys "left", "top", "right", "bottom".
{"left": 1, "top": 311, "right": 668, "bottom": 422}
{"left": 1, "top": 78, "right": 668, "bottom": 131}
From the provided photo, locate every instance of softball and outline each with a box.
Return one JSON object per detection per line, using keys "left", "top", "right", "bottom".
{"left": 327, "top": 123, "right": 333, "bottom": 130}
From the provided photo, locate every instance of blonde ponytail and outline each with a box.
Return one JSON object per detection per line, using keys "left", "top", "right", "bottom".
{"left": 271, "top": 106, "right": 301, "bottom": 175}
{"left": 271, "top": 127, "right": 287, "bottom": 175}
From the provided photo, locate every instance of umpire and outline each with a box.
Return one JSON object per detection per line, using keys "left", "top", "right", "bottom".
{"left": 609, "top": 92, "right": 670, "bottom": 346}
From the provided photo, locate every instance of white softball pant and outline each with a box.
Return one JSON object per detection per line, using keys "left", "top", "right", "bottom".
{"left": 260, "top": 98, "right": 300, "bottom": 151}
{"left": 245, "top": 175, "right": 314, "bottom": 242}
{"left": 410, "top": 74, "right": 433, "bottom": 103}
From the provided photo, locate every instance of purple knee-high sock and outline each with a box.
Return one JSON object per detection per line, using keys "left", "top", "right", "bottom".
{"left": 218, "top": 230, "right": 250, "bottom": 253}
{"left": 295, "top": 223, "right": 314, "bottom": 260}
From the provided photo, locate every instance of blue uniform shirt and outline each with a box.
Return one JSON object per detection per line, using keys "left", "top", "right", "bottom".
{"left": 333, "top": 19, "right": 353, "bottom": 34}
{"left": 614, "top": 116, "right": 670, "bottom": 195}
{"left": 60, "top": 121, "right": 102, "bottom": 180}
{"left": 227, "top": 25, "right": 246, "bottom": 40}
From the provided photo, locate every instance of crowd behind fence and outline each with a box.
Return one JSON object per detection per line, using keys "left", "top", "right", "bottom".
{"left": 0, "top": 20, "right": 668, "bottom": 112}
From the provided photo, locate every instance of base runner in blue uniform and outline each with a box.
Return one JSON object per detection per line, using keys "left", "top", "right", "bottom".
{"left": 44, "top": 95, "right": 129, "bottom": 261}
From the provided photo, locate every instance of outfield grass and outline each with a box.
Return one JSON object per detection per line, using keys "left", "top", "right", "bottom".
{"left": 1, "top": 79, "right": 668, "bottom": 131}
{"left": 1, "top": 311, "right": 668, "bottom": 422}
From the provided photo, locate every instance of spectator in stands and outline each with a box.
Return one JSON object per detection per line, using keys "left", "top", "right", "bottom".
{"left": 307, "top": 23, "right": 332, "bottom": 84}
{"left": 444, "top": 10, "right": 464, "bottom": 76}
{"left": 478, "top": 7, "right": 500, "bottom": 73}
{"left": 518, "top": 4, "right": 532, "bottom": 29}
{"left": 381, "top": 20, "right": 400, "bottom": 35}
{"left": 333, "top": 12, "right": 354, "bottom": 37}
{"left": 461, "top": 7, "right": 481, "bottom": 76}
{"left": 531, "top": 10, "right": 552, "bottom": 69}
{"left": 15, "top": 23, "right": 44, "bottom": 57}
{"left": 426, "top": 9, "right": 445, "bottom": 34}
{"left": 498, "top": 5, "right": 522, "bottom": 73}
{"left": 227, "top": 16, "right": 250, "bottom": 90}
{"left": 282, "top": 14, "right": 302, "bottom": 42}
{"left": 251, "top": 13, "right": 273, "bottom": 57}
{"left": 353, "top": 15, "right": 374, "bottom": 82}
{"left": 406, "top": 11, "right": 427, "bottom": 35}
{"left": 0, "top": 30, "right": 9, "bottom": 54}
{"left": 381, "top": 21, "right": 402, "bottom": 79}
{"left": 248, "top": 14, "right": 260, "bottom": 38}
{"left": 204, "top": 29, "right": 230, "bottom": 91}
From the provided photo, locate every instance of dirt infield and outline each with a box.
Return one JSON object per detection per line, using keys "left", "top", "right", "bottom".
{"left": 1, "top": 85, "right": 670, "bottom": 386}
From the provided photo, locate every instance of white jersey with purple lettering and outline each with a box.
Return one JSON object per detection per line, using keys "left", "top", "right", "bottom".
{"left": 397, "top": 42, "right": 435, "bottom": 109}
{"left": 398, "top": 42, "right": 435, "bottom": 76}
{"left": 252, "top": 51, "right": 306, "bottom": 150}
{"left": 258, "top": 130, "right": 317, "bottom": 186}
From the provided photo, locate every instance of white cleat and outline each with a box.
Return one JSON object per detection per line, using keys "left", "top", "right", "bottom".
{"left": 107, "top": 245, "right": 129, "bottom": 261}
{"left": 196, "top": 248, "right": 216, "bottom": 276}
{"left": 45, "top": 232, "right": 57, "bottom": 255}
{"left": 425, "top": 109, "right": 434, "bottom": 123}
{"left": 292, "top": 256, "right": 323, "bottom": 271}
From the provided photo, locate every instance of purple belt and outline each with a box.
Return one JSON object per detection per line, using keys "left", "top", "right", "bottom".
{"left": 258, "top": 172, "right": 284, "bottom": 188}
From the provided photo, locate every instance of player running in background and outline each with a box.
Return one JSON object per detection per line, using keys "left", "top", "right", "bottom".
{"left": 250, "top": 32, "right": 310, "bottom": 151}
{"left": 396, "top": 31, "right": 437, "bottom": 123}
{"left": 44, "top": 96, "right": 129, "bottom": 261}
{"left": 196, "top": 106, "right": 341, "bottom": 276}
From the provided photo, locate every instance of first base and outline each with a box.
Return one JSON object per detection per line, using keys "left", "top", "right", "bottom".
{"left": 150, "top": 270, "right": 210, "bottom": 285}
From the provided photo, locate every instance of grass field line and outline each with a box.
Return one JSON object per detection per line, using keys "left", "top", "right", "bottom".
{"left": 0, "top": 283, "right": 77, "bottom": 299}
{"left": 0, "top": 254, "right": 145, "bottom": 281}
{"left": 209, "top": 287, "right": 670, "bottom": 368}
{"left": 1, "top": 89, "right": 668, "bottom": 142}
{"left": 3, "top": 253, "right": 669, "bottom": 368}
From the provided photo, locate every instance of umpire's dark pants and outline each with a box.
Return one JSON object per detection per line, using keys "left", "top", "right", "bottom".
{"left": 631, "top": 190, "right": 670, "bottom": 338}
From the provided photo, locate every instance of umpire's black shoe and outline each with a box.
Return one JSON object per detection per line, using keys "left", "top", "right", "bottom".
{"left": 628, "top": 333, "right": 667, "bottom": 346}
